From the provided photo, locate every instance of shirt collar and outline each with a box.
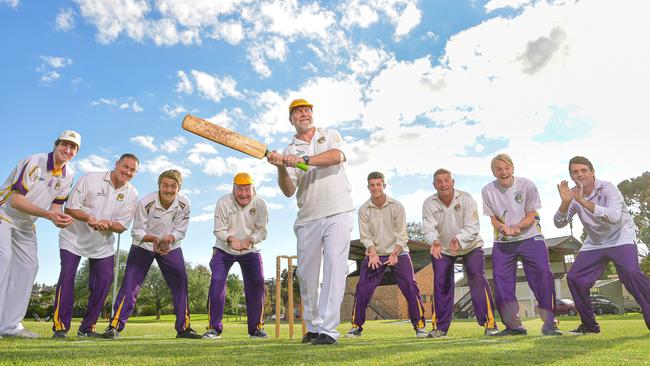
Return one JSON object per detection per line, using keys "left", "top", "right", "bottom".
{"left": 47, "top": 151, "right": 67, "bottom": 177}
{"left": 367, "top": 195, "right": 394, "bottom": 209}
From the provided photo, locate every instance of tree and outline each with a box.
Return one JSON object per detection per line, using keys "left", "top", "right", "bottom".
{"left": 618, "top": 172, "right": 650, "bottom": 247}
{"left": 139, "top": 264, "right": 172, "bottom": 319}
{"left": 73, "top": 250, "right": 128, "bottom": 316}
{"left": 225, "top": 273, "right": 243, "bottom": 315}
{"left": 279, "top": 266, "right": 300, "bottom": 318}
{"left": 407, "top": 221, "right": 426, "bottom": 243}
{"left": 27, "top": 283, "right": 56, "bottom": 319}
{"left": 641, "top": 254, "right": 650, "bottom": 278}
{"left": 187, "top": 263, "right": 211, "bottom": 314}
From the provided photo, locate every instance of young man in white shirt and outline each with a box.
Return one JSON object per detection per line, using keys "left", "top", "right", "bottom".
{"left": 554, "top": 156, "right": 650, "bottom": 334}
{"left": 101, "top": 170, "right": 201, "bottom": 339}
{"left": 0, "top": 130, "right": 80, "bottom": 338}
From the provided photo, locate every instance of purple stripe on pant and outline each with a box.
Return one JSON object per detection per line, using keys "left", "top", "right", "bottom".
{"left": 208, "top": 248, "right": 265, "bottom": 335}
{"left": 568, "top": 244, "right": 650, "bottom": 330}
{"left": 52, "top": 249, "right": 114, "bottom": 332}
{"left": 491, "top": 236, "right": 556, "bottom": 331}
{"left": 351, "top": 254, "right": 425, "bottom": 331}
{"left": 109, "top": 245, "right": 191, "bottom": 333}
{"left": 431, "top": 248, "right": 496, "bottom": 332}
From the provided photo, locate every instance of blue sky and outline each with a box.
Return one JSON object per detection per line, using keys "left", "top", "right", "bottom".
{"left": 1, "top": 0, "right": 648, "bottom": 285}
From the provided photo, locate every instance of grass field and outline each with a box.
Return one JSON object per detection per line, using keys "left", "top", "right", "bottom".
{"left": 1, "top": 314, "right": 649, "bottom": 365}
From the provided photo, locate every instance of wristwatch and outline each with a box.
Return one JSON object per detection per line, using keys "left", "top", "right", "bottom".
{"left": 303, "top": 155, "right": 310, "bottom": 164}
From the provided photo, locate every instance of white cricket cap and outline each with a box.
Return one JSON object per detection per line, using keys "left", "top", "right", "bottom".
{"left": 58, "top": 130, "right": 81, "bottom": 149}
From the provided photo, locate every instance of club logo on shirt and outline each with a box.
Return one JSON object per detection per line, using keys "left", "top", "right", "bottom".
{"left": 317, "top": 136, "right": 326, "bottom": 144}
{"left": 117, "top": 193, "right": 125, "bottom": 201}
{"left": 514, "top": 191, "right": 524, "bottom": 204}
{"left": 454, "top": 203, "right": 461, "bottom": 212}
{"left": 249, "top": 208, "right": 256, "bottom": 215}
{"left": 55, "top": 181, "right": 61, "bottom": 190}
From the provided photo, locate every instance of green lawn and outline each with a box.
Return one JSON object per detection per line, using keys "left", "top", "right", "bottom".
{"left": 1, "top": 314, "right": 649, "bottom": 365}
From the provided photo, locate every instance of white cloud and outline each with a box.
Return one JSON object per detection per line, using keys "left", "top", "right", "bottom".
{"left": 1, "top": 0, "right": 19, "bottom": 8}
{"left": 39, "top": 56, "right": 73, "bottom": 69}
{"left": 175, "top": 70, "right": 193, "bottom": 94}
{"left": 256, "top": 185, "right": 280, "bottom": 199}
{"left": 76, "top": 0, "right": 150, "bottom": 44}
{"left": 41, "top": 71, "right": 61, "bottom": 84}
{"left": 187, "top": 142, "right": 218, "bottom": 164}
{"left": 160, "top": 136, "right": 187, "bottom": 153}
{"left": 202, "top": 156, "right": 276, "bottom": 187}
{"left": 484, "top": 0, "right": 532, "bottom": 13}
{"left": 189, "top": 70, "right": 242, "bottom": 102}
{"left": 139, "top": 155, "right": 192, "bottom": 177}
{"left": 55, "top": 8, "right": 75, "bottom": 31}
{"left": 266, "top": 202, "right": 284, "bottom": 210}
{"left": 91, "top": 98, "right": 117, "bottom": 106}
{"left": 162, "top": 104, "right": 188, "bottom": 118}
{"left": 130, "top": 135, "right": 158, "bottom": 152}
{"left": 75, "top": 154, "right": 111, "bottom": 173}
{"left": 393, "top": 1, "right": 421, "bottom": 40}
{"left": 190, "top": 213, "right": 213, "bottom": 223}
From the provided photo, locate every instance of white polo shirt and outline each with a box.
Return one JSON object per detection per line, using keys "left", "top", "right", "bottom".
{"left": 59, "top": 171, "right": 139, "bottom": 258}
{"left": 284, "top": 128, "right": 354, "bottom": 222}
{"left": 422, "top": 189, "right": 483, "bottom": 256}
{"left": 554, "top": 179, "right": 637, "bottom": 251}
{"left": 131, "top": 191, "right": 190, "bottom": 253}
{"left": 358, "top": 196, "right": 409, "bottom": 256}
{"left": 481, "top": 176, "right": 543, "bottom": 243}
{"left": 0, "top": 152, "right": 74, "bottom": 232}
{"left": 213, "top": 193, "right": 268, "bottom": 256}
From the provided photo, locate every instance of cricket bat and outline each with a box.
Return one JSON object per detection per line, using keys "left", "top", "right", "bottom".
{"left": 182, "top": 114, "right": 309, "bottom": 171}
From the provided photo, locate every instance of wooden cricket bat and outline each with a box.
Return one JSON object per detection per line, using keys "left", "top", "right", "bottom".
{"left": 182, "top": 114, "right": 309, "bottom": 171}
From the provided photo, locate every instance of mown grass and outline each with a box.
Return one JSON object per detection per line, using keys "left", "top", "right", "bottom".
{"left": 1, "top": 314, "right": 649, "bottom": 365}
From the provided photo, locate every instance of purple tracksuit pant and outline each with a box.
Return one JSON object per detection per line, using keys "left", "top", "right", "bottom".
{"left": 109, "top": 245, "right": 191, "bottom": 333}
{"left": 350, "top": 253, "right": 426, "bottom": 331}
{"left": 207, "top": 248, "right": 265, "bottom": 335}
{"left": 52, "top": 249, "right": 114, "bottom": 333}
{"left": 567, "top": 244, "right": 650, "bottom": 331}
{"left": 431, "top": 248, "right": 497, "bottom": 332}
{"left": 492, "top": 236, "right": 556, "bottom": 332}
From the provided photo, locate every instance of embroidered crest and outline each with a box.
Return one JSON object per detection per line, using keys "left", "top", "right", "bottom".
{"left": 117, "top": 193, "right": 125, "bottom": 201}
{"left": 249, "top": 208, "right": 256, "bottom": 215}
{"left": 454, "top": 203, "right": 461, "bottom": 212}
{"left": 514, "top": 191, "right": 524, "bottom": 204}
{"left": 317, "top": 136, "right": 326, "bottom": 144}
{"left": 55, "top": 181, "right": 61, "bottom": 190}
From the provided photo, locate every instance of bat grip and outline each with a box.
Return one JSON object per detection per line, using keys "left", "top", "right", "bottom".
{"left": 296, "top": 162, "right": 309, "bottom": 171}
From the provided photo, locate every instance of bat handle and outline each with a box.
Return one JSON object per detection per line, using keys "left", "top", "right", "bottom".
{"left": 296, "top": 162, "right": 309, "bottom": 171}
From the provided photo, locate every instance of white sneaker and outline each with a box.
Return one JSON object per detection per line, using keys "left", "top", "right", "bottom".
{"left": 415, "top": 328, "right": 429, "bottom": 338}
{"left": 7, "top": 328, "right": 40, "bottom": 338}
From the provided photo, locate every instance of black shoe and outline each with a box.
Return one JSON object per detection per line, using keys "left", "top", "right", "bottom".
{"left": 102, "top": 326, "right": 120, "bottom": 339}
{"left": 176, "top": 327, "right": 202, "bottom": 339}
{"left": 302, "top": 332, "right": 319, "bottom": 343}
{"left": 311, "top": 333, "right": 337, "bottom": 345}
{"left": 491, "top": 328, "right": 528, "bottom": 336}
{"left": 249, "top": 329, "right": 268, "bottom": 339}
{"left": 52, "top": 330, "right": 68, "bottom": 339}
{"left": 77, "top": 328, "right": 102, "bottom": 338}
{"left": 542, "top": 328, "right": 564, "bottom": 336}
{"left": 569, "top": 324, "right": 600, "bottom": 335}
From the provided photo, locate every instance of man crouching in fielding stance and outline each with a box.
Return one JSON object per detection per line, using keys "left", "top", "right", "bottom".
{"left": 481, "top": 153, "right": 562, "bottom": 336}
{"left": 52, "top": 154, "right": 139, "bottom": 338}
{"left": 267, "top": 99, "right": 353, "bottom": 345}
{"left": 554, "top": 156, "right": 650, "bottom": 334}
{"left": 0, "top": 130, "right": 80, "bottom": 338}
{"left": 346, "top": 172, "right": 426, "bottom": 338}
{"left": 102, "top": 170, "right": 201, "bottom": 339}
{"left": 422, "top": 169, "right": 498, "bottom": 338}
{"left": 202, "top": 173, "right": 269, "bottom": 339}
